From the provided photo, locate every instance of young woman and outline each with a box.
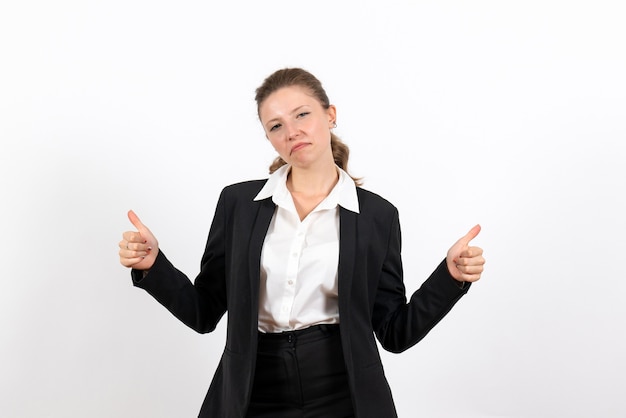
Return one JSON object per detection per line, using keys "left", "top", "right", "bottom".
{"left": 119, "top": 67, "right": 485, "bottom": 418}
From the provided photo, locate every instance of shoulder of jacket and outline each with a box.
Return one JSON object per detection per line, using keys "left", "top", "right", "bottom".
{"left": 221, "top": 179, "right": 268, "bottom": 196}
{"left": 356, "top": 187, "right": 397, "bottom": 212}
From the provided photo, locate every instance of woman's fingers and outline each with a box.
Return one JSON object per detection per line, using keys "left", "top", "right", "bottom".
{"left": 446, "top": 225, "right": 486, "bottom": 283}
{"left": 118, "top": 210, "right": 159, "bottom": 270}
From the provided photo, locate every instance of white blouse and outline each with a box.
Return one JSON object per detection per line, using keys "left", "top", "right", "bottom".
{"left": 253, "top": 164, "right": 360, "bottom": 333}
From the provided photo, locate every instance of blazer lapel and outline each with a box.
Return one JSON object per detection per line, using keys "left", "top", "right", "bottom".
{"left": 338, "top": 207, "right": 357, "bottom": 327}
{"left": 247, "top": 198, "right": 276, "bottom": 323}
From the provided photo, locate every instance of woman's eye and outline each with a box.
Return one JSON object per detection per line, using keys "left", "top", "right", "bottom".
{"left": 297, "top": 111, "right": 310, "bottom": 118}
{"left": 269, "top": 123, "right": 281, "bottom": 132}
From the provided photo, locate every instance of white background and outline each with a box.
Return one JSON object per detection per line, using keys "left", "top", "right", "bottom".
{"left": 1, "top": 1, "right": 625, "bottom": 417}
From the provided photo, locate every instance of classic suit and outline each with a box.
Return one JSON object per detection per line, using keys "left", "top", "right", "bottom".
{"left": 132, "top": 179, "right": 470, "bottom": 417}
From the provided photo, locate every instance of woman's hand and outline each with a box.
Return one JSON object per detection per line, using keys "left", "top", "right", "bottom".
{"left": 118, "top": 210, "right": 159, "bottom": 271}
{"left": 446, "top": 224, "right": 485, "bottom": 283}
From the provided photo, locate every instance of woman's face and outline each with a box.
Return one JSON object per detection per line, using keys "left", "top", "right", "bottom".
{"left": 259, "top": 85, "right": 336, "bottom": 169}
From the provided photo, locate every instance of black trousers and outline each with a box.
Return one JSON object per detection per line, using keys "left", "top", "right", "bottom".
{"left": 246, "top": 324, "right": 355, "bottom": 418}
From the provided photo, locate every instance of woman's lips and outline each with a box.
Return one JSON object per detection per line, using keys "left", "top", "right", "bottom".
{"left": 290, "top": 142, "right": 309, "bottom": 155}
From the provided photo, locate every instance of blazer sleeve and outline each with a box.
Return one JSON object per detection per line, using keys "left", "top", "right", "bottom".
{"left": 371, "top": 208, "right": 470, "bottom": 353}
{"left": 130, "top": 190, "right": 229, "bottom": 334}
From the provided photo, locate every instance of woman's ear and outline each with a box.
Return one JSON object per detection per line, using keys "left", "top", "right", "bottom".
{"left": 327, "top": 105, "right": 337, "bottom": 128}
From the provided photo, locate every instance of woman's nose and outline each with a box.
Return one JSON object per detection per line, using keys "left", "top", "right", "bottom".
{"left": 286, "top": 123, "right": 300, "bottom": 140}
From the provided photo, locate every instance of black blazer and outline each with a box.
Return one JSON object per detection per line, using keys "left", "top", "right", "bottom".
{"left": 133, "top": 179, "right": 470, "bottom": 417}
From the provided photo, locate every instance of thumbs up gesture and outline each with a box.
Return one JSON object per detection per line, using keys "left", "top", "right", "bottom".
{"left": 118, "top": 210, "right": 159, "bottom": 270}
{"left": 446, "top": 224, "right": 485, "bottom": 283}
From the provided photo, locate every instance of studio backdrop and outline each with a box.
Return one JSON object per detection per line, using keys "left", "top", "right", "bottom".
{"left": 1, "top": 1, "right": 625, "bottom": 417}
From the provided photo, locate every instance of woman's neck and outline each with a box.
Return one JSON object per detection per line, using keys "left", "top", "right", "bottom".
{"left": 286, "top": 160, "right": 339, "bottom": 221}
{"left": 287, "top": 160, "right": 339, "bottom": 197}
